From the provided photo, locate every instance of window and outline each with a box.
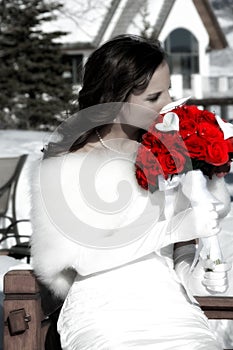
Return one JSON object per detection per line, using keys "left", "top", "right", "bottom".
{"left": 62, "top": 54, "right": 83, "bottom": 85}
{"left": 164, "top": 28, "right": 199, "bottom": 89}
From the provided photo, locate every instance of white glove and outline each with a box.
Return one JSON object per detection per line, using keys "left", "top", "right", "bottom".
{"left": 174, "top": 244, "right": 206, "bottom": 295}
{"left": 174, "top": 244, "right": 231, "bottom": 295}
{"left": 166, "top": 204, "right": 220, "bottom": 245}
{"left": 202, "top": 258, "right": 231, "bottom": 293}
{"left": 180, "top": 170, "right": 224, "bottom": 266}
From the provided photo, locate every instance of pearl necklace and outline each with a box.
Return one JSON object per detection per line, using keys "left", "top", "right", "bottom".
{"left": 95, "top": 129, "right": 137, "bottom": 155}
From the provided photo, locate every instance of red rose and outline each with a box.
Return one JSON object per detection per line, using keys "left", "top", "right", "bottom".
{"left": 177, "top": 105, "right": 201, "bottom": 123}
{"left": 135, "top": 166, "right": 148, "bottom": 190}
{"left": 157, "top": 131, "right": 180, "bottom": 149}
{"left": 227, "top": 137, "right": 233, "bottom": 153}
{"left": 150, "top": 130, "right": 187, "bottom": 158}
{"left": 197, "top": 122, "right": 223, "bottom": 140}
{"left": 184, "top": 134, "right": 206, "bottom": 160}
{"left": 141, "top": 132, "right": 156, "bottom": 149}
{"left": 179, "top": 119, "right": 198, "bottom": 139}
{"left": 135, "top": 146, "right": 161, "bottom": 186}
{"left": 199, "top": 109, "right": 218, "bottom": 125}
{"left": 150, "top": 137, "right": 166, "bottom": 155}
{"left": 205, "top": 140, "right": 229, "bottom": 166}
{"left": 136, "top": 145, "right": 160, "bottom": 168}
{"left": 157, "top": 150, "right": 186, "bottom": 178}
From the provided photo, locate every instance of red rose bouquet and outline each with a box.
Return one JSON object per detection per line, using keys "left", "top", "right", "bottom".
{"left": 135, "top": 103, "right": 233, "bottom": 292}
{"left": 135, "top": 104, "right": 233, "bottom": 193}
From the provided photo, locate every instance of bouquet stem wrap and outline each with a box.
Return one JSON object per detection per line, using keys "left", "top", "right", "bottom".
{"left": 181, "top": 170, "right": 224, "bottom": 268}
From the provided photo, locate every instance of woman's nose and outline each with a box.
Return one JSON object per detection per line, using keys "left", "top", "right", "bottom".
{"left": 164, "top": 91, "right": 172, "bottom": 106}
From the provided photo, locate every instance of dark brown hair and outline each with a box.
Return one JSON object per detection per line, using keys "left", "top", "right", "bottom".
{"left": 43, "top": 34, "right": 166, "bottom": 157}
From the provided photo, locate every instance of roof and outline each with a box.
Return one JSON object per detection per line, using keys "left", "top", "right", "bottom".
{"left": 193, "top": 0, "right": 228, "bottom": 49}
{"left": 150, "top": 0, "right": 176, "bottom": 39}
{"left": 93, "top": 0, "right": 122, "bottom": 47}
{"left": 93, "top": 0, "right": 228, "bottom": 50}
{"left": 42, "top": 0, "right": 230, "bottom": 55}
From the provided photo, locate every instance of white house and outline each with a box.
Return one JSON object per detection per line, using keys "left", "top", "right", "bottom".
{"left": 46, "top": 0, "right": 233, "bottom": 118}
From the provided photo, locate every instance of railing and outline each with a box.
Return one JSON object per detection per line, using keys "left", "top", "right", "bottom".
{"left": 170, "top": 74, "right": 233, "bottom": 121}
{"left": 187, "top": 97, "right": 233, "bottom": 121}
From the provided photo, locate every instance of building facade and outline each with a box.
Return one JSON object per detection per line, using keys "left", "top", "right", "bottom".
{"left": 54, "top": 0, "right": 233, "bottom": 118}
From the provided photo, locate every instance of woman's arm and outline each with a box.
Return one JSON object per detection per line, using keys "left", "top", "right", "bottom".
{"left": 174, "top": 240, "right": 196, "bottom": 250}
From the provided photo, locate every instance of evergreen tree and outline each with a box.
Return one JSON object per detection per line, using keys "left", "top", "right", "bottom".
{"left": 0, "top": 0, "right": 73, "bottom": 129}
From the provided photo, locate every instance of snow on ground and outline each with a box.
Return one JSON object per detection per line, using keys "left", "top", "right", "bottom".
{"left": 0, "top": 129, "right": 233, "bottom": 349}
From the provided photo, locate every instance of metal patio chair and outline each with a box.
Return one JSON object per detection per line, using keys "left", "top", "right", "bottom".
{"left": 0, "top": 154, "right": 31, "bottom": 262}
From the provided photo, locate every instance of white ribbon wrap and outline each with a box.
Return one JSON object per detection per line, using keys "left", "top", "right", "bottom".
{"left": 180, "top": 170, "right": 223, "bottom": 261}
{"left": 158, "top": 174, "right": 184, "bottom": 220}
{"left": 158, "top": 171, "right": 228, "bottom": 293}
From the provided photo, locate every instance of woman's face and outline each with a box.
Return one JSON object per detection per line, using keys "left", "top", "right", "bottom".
{"left": 126, "top": 61, "right": 172, "bottom": 128}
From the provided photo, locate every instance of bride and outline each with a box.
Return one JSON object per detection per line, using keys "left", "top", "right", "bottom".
{"left": 30, "top": 34, "right": 231, "bottom": 349}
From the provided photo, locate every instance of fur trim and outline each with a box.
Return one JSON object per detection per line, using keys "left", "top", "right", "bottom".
{"left": 29, "top": 157, "right": 80, "bottom": 299}
{"left": 29, "top": 156, "right": 231, "bottom": 300}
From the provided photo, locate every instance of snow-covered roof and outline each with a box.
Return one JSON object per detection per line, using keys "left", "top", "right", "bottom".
{"left": 43, "top": 0, "right": 231, "bottom": 46}
{"left": 42, "top": 0, "right": 233, "bottom": 74}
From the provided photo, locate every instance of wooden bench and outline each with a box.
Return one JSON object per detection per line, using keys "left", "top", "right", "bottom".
{"left": 3, "top": 269, "right": 233, "bottom": 350}
{"left": 3, "top": 270, "right": 62, "bottom": 350}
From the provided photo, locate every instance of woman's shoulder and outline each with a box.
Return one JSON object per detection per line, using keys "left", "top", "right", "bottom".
{"left": 42, "top": 150, "right": 88, "bottom": 165}
{"left": 37, "top": 149, "right": 150, "bottom": 213}
{"left": 45, "top": 149, "right": 137, "bottom": 180}
{"left": 37, "top": 151, "right": 89, "bottom": 179}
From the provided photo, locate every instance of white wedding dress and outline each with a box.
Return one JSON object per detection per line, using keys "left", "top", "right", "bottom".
{"left": 31, "top": 150, "right": 222, "bottom": 350}
{"left": 58, "top": 255, "right": 221, "bottom": 350}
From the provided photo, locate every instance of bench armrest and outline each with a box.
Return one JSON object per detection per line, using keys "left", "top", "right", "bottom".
{"left": 3, "top": 269, "right": 62, "bottom": 350}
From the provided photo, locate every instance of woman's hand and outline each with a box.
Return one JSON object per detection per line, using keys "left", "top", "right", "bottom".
{"left": 174, "top": 244, "right": 232, "bottom": 295}
{"left": 202, "top": 258, "right": 231, "bottom": 293}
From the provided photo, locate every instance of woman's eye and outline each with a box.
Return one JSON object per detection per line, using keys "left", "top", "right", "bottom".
{"left": 147, "top": 93, "right": 160, "bottom": 102}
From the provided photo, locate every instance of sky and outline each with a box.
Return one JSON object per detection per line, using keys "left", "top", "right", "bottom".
{"left": 42, "top": 0, "right": 112, "bottom": 43}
